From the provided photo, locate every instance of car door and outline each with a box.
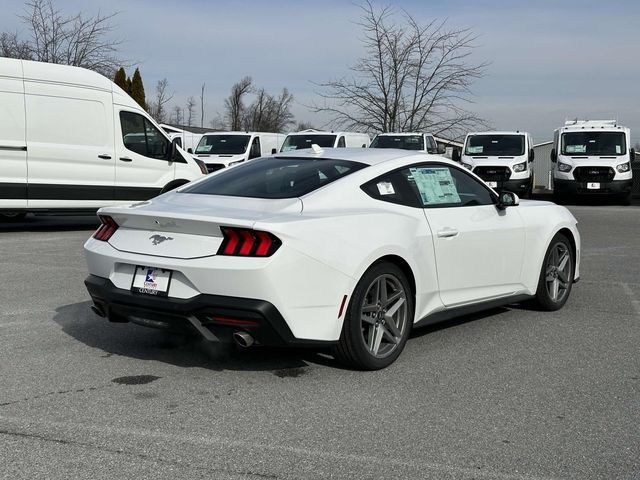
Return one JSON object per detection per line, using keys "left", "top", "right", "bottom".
{"left": 411, "top": 164, "right": 525, "bottom": 307}
{"left": 115, "top": 110, "right": 175, "bottom": 200}
{"left": 0, "top": 59, "right": 27, "bottom": 209}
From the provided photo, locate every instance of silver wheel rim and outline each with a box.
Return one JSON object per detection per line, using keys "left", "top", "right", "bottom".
{"left": 359, "top": 274, "right": 408, "bottom": 359}
{"left": 546, "top": 242, "right": 571, "bottom": 303}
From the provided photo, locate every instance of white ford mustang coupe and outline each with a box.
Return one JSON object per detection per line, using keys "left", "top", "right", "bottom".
{"left": 84, "top": 148, "right": 580, "bottom": 369}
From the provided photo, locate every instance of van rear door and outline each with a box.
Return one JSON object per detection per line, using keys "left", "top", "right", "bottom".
{"left": 0, "top": 59, "right": 27, "bottom": 210}
{"left": 23, "top": 63, "right": 116, "bottom": 208}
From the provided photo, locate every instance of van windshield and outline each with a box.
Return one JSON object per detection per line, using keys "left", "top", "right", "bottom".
{"left": 561, "top": 132, "right": 626, "bottom": 156}
{"left": 195, "top": 135, "right": 250, "bottom": 155}
{"left": 281, "top": 134, "right": 337, "bottom": 151}
{"left": 370, "top": 135, "right": 424, "bottom": 150}
{"left": 181, "top": 157, "right": 367, "bottom": 199}
{"left": 465, "top": 135, "right": 525, "bottom": 156}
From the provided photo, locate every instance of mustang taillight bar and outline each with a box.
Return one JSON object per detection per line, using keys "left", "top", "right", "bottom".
{"left": 93, "top": 215, "right": 119, "bottom": 241}
{"left": 217, "top": 227, "right": 281, "bottom": 257}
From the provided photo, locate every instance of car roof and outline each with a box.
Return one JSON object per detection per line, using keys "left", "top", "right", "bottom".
{"left": 466, "top": 131, "right": 529, "bottom": 136}
{"left": 273, "top": 147, "right": 453, "bottom": 167}
{"left": 374, "top": 132, "right": 430, "bottom": 136}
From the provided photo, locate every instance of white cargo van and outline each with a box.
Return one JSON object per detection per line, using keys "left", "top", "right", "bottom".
{"left": 551, "top": 120, "right": 634, "bottom": 204}
{"left": 455, "top": 131, "right": 535, "bottom": 197}
{"left": 280, "top": 129, "right": 370, "bottom": 151}
{"left": 193, "top": 132, "right": 285, "bottom": 173}
{"left": 0, "top": 58, "right": 205, "bottom": 220}
{"left": 369, "top": 132, "right": 442, "bottom": 154}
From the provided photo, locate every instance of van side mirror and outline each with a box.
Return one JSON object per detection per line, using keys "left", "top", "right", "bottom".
{"left": 271, "top": 148, "right": 277, "bottom": 154}
{"left": 497, "top": 191, "right": 519, "bottom": 209}
{"left": 187, "top": 148, "right": 193, "bottom": 154}
{"left": 451, "top": 149, "right": 461, "bottom": 162}
{"left": 630, "top": 148, "right": 636, "bottom": 162}
{"left": 550, "top": 148, "right": 557, "bottom": 163}
{"left": 529, "top": 149, "right": 535, "bottom": 162}
{"left": 168, "top": 138, "right": 178, "bottom": 161}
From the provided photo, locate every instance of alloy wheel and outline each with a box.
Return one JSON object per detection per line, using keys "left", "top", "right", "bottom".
{"left": 545, "top": 242, "right": 571, "bottom": 303}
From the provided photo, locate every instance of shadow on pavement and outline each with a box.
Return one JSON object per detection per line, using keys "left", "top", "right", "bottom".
{"left": 0, "top": 214, "right": 99, "bottom": 232}
{"left": 53, "top": 301, "right": 334, "bottom": 372}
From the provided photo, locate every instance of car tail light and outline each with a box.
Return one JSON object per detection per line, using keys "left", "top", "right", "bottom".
{"left": 218, "top": 227, "right": 281, "bottom": 257}
{"left": 93, "top": 215, "right": 119, "bottom": 241}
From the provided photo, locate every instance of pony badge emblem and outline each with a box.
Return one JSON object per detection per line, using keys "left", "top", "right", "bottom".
{"left": 149, "top": 234, "right": 173, "bottom": 245}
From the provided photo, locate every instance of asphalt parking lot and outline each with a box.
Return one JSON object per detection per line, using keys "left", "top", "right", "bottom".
{"left": 0, "top": 203, "right": 639, "bottom": 480}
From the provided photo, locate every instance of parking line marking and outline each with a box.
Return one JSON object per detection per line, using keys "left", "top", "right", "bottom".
{"left": 0, "top": 414, "right": 561, "bottom": 480}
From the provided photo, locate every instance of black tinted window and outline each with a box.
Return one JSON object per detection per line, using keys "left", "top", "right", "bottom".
{"left": 361, "top": 169, "right": 422, "bottom": 207}
{"left": 281, "top": 135, "right": 337, "bottom": 151}
{"left": 195, "top": 135, "right": 250, "bottom": 155}
{"left": 465, "top": 135, "right": 525, "bottom": 156}
{"left": 120, "top": 111, "right": 168, "bottom": 160}
{"left": 182, "top": 157, "right": 367, "bottom": 199}
{"left": 370, "top": 135, "right": 424, "bottom": 150}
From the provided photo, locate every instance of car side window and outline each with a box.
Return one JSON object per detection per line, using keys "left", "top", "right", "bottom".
{"left": 337, "top": 136, "right": 346, "bottom": 148}
{"left": 120, "top": 111, "right": 169, "bottom": 160}
{"left": 361, "top": 169, "right": 422, "bottom": 207}
{"left": 409, "top": 164, "right": 495, "bottom": 208}
{"left": 249, "top": 137, "right": 261, "bottom": 159}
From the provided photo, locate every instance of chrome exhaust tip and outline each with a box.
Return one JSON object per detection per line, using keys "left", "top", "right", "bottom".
{"left": 233, "top": 331, "right": 255, "bottom": 348}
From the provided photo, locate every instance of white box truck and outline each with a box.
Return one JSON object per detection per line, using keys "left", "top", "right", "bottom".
{"left": 455, "top": 131, "right": 535, "bottom": 197}
{"left": 0, "top": 58, "right": 205, "bottom": 220}
{"left": 280, "top": 129, "right": 370, "bottom": 151}
{"left": 193, "top": 132, "right": 285, "bottom": 173}
{"left": 369, "top": 132, "right": 442, "bottom": 154}
{"left": 551, "top": 120, "right": 634, "bottom": 204}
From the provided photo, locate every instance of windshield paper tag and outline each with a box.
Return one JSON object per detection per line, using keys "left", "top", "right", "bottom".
{"left": 377, "top": 182, "right": 395, "bottom": 195}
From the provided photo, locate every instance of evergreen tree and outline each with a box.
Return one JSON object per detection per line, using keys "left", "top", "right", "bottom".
{"left": 113, "top": 67, "right": 127, "bottom": 91}
{"left": 126, "top": 76, "right": 132, "bottom": 94}
{"left": 130, "top": 68, "right": 146, "bottom": 110}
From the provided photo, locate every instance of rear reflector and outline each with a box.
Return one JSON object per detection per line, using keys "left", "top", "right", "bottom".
{"left": 207, "top": 315, "right": 259, "bottom": 327}
{"left": 93, "top": 215, "right": 118, "bottom": 241}
{"left": 218, "top": 227, "right": 281, "bottom": 257}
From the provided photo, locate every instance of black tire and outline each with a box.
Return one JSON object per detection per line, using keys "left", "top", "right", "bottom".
{"left": 0, "top": 212, "right": 27, "bottom": 222}
{"left": 531, "top": 233, "right": 574, "bottom": 311}
{"left": 334, "top": 261, "right": 414, "bottom": 370}
{"left": 552, "top": 192, "right": 566, "bottom": 205}
{"left": 160, "top": 180, "right": 189, "bottom": 194}
{"left": 619, "top": 193, "right": 632, "bottom": 206}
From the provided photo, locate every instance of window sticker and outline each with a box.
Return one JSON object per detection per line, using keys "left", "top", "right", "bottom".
{"left": 410, "top": 167, "right": 461, "bottom": 205}
{"left": 466, "top": 146, "right": 483, "bottom": 154}
{"left": 566, "top": 145, "right": 586, "bottom": 153}
{"left": 616, "top": 145, "right": 621, "bottom": 154}
{"left": 377, "top": 181, "right": 395, "bottom": 195}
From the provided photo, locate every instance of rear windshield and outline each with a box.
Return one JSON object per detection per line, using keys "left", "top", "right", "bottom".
{"left": 281, "top": 134, "right": 337, "bottom": 151}
{"left": 181, "top": 157, "right": 367, "bottom": 199}
{"left": 561, "top": 132, "right": 626, "bottom": 156}
{"left": 464, "top": 135, "right": 525, "bottom": 156}
{"left": 370, "top": 135, "right": 424, "bottom": 150}
{"left": 195, "top": 135, "right": 250, "bottom": 155}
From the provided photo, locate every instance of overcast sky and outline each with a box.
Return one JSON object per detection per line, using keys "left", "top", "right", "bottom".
{"left": 2, "top": 0, "right": 639, "bottom": 142}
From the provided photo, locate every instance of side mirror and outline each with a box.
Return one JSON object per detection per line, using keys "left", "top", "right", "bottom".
{"left": 271, "top": 148, "right": 277, "bottom": 154}
{"left": 550, "top": 148, "right": 557, "bottom": 163}
{"left": 187, "top": 148, "right": 193, "bottom": 154}
{"left": 630, "top": 148, "right": 636, "bottom": 162}
{"left": 451, "top": 149, "right": 461, "bottom": 162}
{"left": 529, "top": 149, "right": 535, "bottom": 162}
{"left": 168, "top": 138, "right": 178, "bottom": 161}
{"left": 497, "top": 191, "right": 520, "bottom": 209}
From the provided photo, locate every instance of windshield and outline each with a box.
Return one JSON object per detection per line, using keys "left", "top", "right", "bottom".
{"left": 181, "top": 157, "right": 367, "bottom": 199}
{"left": 370, "top": 135, "right": 424, "bottom": 150}
{"left": 195, "top": 135, "right": 250, "bottom": 155}
{"left": 561, "top": 132, "right": 626, "bottom": 156}
{"left": 281, "top": 134, "right": 337, "bottom": 151}
{"left": 464, "top": 135, "right": 525, "bottom": 156}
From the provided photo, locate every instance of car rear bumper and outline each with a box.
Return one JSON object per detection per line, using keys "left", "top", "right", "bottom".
{"left": 553, "top": 179, "right": 632, "bottom": 195}
{"left": 85, "top": 274, "right": 336, "bottom": 348}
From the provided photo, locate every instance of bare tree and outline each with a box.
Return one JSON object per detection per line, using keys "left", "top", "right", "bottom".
{"left": 172, "top": 105, "right": 183, "bottom": 125}
{"left": 186, "top": 96, "right": 197, "bottom": 127}
{"left": 312, "top": 1, "right": 488, "bottom": 139}
{"left": 200, "top": 83, "right": 205, "bottom": 128}
{"left": 150, "top": 78, "right": 173, "bottom": 123}
{"left": 0, "top": 32, "right": 33, "bottom": 59}
{"left": 295, "top": 121, "right": 315, "bottom": 131}
{"left": 224, "top": 76, "right": 252, "bottom": 131}
{"left": 6, "top": 0, "right": 125, "bottom": 76}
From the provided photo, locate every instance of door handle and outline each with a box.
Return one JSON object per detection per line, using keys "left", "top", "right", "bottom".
{"left": 437, "top": 228, "right": 459, "bottom": 238}
{"left": 119, "top": 157, "right": 133, "bottom": 162}
{"left": 98, "top": 154, "right": 112, "bottom": 160}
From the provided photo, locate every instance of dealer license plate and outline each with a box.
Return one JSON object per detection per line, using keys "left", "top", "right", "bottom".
{"left": 587, "top": 182, "right": 600, "bottom": 190}
{"left": 486, "top": 181, "right": 498, "bottom": 188}
{"left": 131, "top": 266, "right": 172, "bottom": 296}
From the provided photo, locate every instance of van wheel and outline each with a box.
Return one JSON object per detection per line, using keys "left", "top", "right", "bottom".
{"left": 531, "top": 233, "right": 574, "bottom": 311}
{"left": 620, "top": 193, "right": 632, "bottom": 206}
{"left": 333, "top": 262, "right": 413, "bottom": 370}
{"left": 160, "top": 180, "right": 189, "bottom": 194}
{"left": 0, "top": 212, "right": 27, "bottom": 222}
